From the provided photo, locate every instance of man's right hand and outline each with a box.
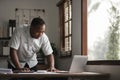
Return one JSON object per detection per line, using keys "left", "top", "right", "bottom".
{"left": 14, "top": 68, "right": 31, "bottom": 73}
{"left": 19, "top": 68, "right": 31, "bottom": 72}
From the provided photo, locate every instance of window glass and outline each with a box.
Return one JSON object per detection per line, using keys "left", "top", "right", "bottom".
{"left": 88, "top": 0, "right": 120, "bottom": 60}
{"left": 64, "top": 2, "right": 68, "bottom": 22}
{"left": 69, "top": 20, "right": 71, "bottom": 34}
{"left": 65, "top": 23, "right": 68, "bottom": 36}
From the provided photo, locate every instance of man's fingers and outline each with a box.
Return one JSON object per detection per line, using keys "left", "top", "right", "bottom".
{"left": 21, "top": 68, "right": 30, "bottom": 72}
{"left": 47, "top": 68, "right": 57, "bottom": 72}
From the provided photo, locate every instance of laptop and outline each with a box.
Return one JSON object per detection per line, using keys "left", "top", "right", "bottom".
{"left": 69, "top": 55, "right": 88, "bottom": 73}
{"left": 56, "top": 55, "right": 88, "bottom": 73}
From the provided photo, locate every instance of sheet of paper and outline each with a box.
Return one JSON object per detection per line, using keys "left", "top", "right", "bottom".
{"left": 80, "top": 72, "right": 101, "bottom": 74}
{"left": 36, "top": 70, "right": 47, "bottom": 73}
{"left": 17, "top": 72, "right": 60, "bottom": 74}
{"left": 0, "top": 68, "right": 13, "bottom": 74}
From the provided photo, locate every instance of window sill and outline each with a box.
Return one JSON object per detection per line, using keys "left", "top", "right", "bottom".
{"left": 59, "top": 50, "right": 72, "bottom": 57}
{"left": 87, "top": 60, "right": 120, "bottom": 65}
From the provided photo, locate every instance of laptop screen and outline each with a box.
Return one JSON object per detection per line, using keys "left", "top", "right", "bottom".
{"left": 69, "top": 55, "right": 88, "bottom": 73}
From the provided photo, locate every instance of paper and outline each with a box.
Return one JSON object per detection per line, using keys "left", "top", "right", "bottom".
{"left": 36, "top": 70, "right": 47, "bottom": 73}
{"left": 56, "top": 70, "right": 69, "bottom": 73}
{"left": 3, "top": 47, "right": 10, "bottom": 55}
{"left": 81, "top": 72, "right": 101, "bottom": 74}
{"left": 17, "top": 70, "right": 60, "bottom": 74}
{"left": 17, "top": 72, "right": 59, "bottom": 74}
{"left": 0, "top": 68, "right": 13, "bottom": 74}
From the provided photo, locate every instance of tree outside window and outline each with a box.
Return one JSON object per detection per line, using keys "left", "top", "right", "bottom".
{"left": 88, "top": 0, "right": 120, "bottom": 60}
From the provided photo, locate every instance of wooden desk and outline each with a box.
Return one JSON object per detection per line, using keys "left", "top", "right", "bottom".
{"left": 0, "top": 72, "right": 110, "bottom": 80}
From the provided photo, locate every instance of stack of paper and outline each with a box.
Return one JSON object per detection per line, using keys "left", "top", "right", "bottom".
{"left": 0, "top": 68, "right": 13, "bottom": 74}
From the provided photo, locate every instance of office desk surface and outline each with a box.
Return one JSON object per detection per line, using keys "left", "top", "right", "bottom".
{"left": 0, "top": 72, "right": 110, "bottom": 79}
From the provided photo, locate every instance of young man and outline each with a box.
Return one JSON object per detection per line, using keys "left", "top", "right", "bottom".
{"left": 8, "top": 17, "right": 56, "bottom": 72}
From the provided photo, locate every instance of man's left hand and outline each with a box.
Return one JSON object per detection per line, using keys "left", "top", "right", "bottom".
{"left": 47, "top": 67, "right": 57, "bottom": 72}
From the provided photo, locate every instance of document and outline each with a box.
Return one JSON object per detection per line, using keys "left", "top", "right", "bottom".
{"left": 16, "top": 70, "right": 69, "bottom": 74}
{"left": 17, "top": 70, "right": 60, "bottom": 74}
{"left": 36, "top": 70, "right": 47, "bottom": 73}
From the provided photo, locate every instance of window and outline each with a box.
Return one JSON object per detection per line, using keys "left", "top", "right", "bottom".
{"left": 57, "top": 0, "right": 72, "bottom": 57}
{"left": 82, "top": 0, "right": 120, "bottom": 61}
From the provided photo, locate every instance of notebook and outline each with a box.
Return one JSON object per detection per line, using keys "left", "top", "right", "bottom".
{"left": 69, "top": 55, "right": 88, "bottom": 73}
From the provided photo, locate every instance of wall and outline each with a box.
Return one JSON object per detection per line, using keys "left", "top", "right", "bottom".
{"left": 0, "top": 57, "right": 8, "bottom": 68}
{"left": 72, "top": 0, "right": 81, "bottom": 55}
{"left": 0, "top": 0, "right": 59, "bottom": 46}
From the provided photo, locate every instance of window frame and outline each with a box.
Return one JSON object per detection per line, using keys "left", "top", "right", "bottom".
{"left": 57, "top": 0, "right": 72, "bottom": 57}
{"left": 81, "top": 0, "right": 120, "bottom": 65}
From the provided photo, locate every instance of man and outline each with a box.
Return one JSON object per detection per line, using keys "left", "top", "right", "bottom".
{"left": 8, "top": 17, "right": 56, "bottom": 72}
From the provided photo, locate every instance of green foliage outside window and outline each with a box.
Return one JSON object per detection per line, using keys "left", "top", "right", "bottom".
{"left": 106, "top": 3, "right": 120, "bottom": 60}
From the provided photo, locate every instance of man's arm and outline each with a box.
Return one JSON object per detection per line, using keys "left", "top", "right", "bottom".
{"left": 10, "top": 47, "right": 30, "bottom": 72}
{"left": 46, "top": 54, "right": 56, "bottom": 71}
{"left": 10, "top": 47, "right": 21, "bottom": 69}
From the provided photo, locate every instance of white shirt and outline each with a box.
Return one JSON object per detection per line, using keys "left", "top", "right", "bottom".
{"left": 9, "top": 26, "right": 53, "bottom": 68}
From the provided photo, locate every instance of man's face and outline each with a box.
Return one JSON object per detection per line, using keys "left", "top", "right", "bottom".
{"left": 30, "top": 24, "right": 45, "bottom": 39}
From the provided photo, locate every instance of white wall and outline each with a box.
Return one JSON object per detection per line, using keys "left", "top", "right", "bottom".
{"left": 72, "top": 0, "right": 81, "bottom": 55}
{"left": 0, "top": 0, "right": 59, "bottom": 46}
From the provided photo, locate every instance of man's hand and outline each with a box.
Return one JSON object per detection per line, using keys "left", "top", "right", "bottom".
{"left": 19, "top": 68, "right": 31, "bottom": 72}
{"left": 14, "top": 68, "right": 30, "bottom": 73}
{"left": 46, "top": 54, "right": 56, "bottom": 72}
{"left": 47, "top": 67, "right": 57, "bottom": 72}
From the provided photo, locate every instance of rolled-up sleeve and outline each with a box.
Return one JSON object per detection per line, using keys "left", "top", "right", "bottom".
{"left": 9, "top": 28, "right": 21, "bottom": 50}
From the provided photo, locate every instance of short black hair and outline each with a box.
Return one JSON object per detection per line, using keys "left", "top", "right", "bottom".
{"left": 30, "top": 17, "right": 45, "bottom": 27}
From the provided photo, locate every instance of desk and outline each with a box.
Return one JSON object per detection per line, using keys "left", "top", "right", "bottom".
{"left": 0, "top": 72, "right": 110, "bottom": 80}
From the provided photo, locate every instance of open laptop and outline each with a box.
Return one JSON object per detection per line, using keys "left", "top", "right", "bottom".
{"left": 56, "top": 55, "right": 88, "bottom": 73}
{"left": 69, "top": 55, "right": 88, "bottom": 73}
